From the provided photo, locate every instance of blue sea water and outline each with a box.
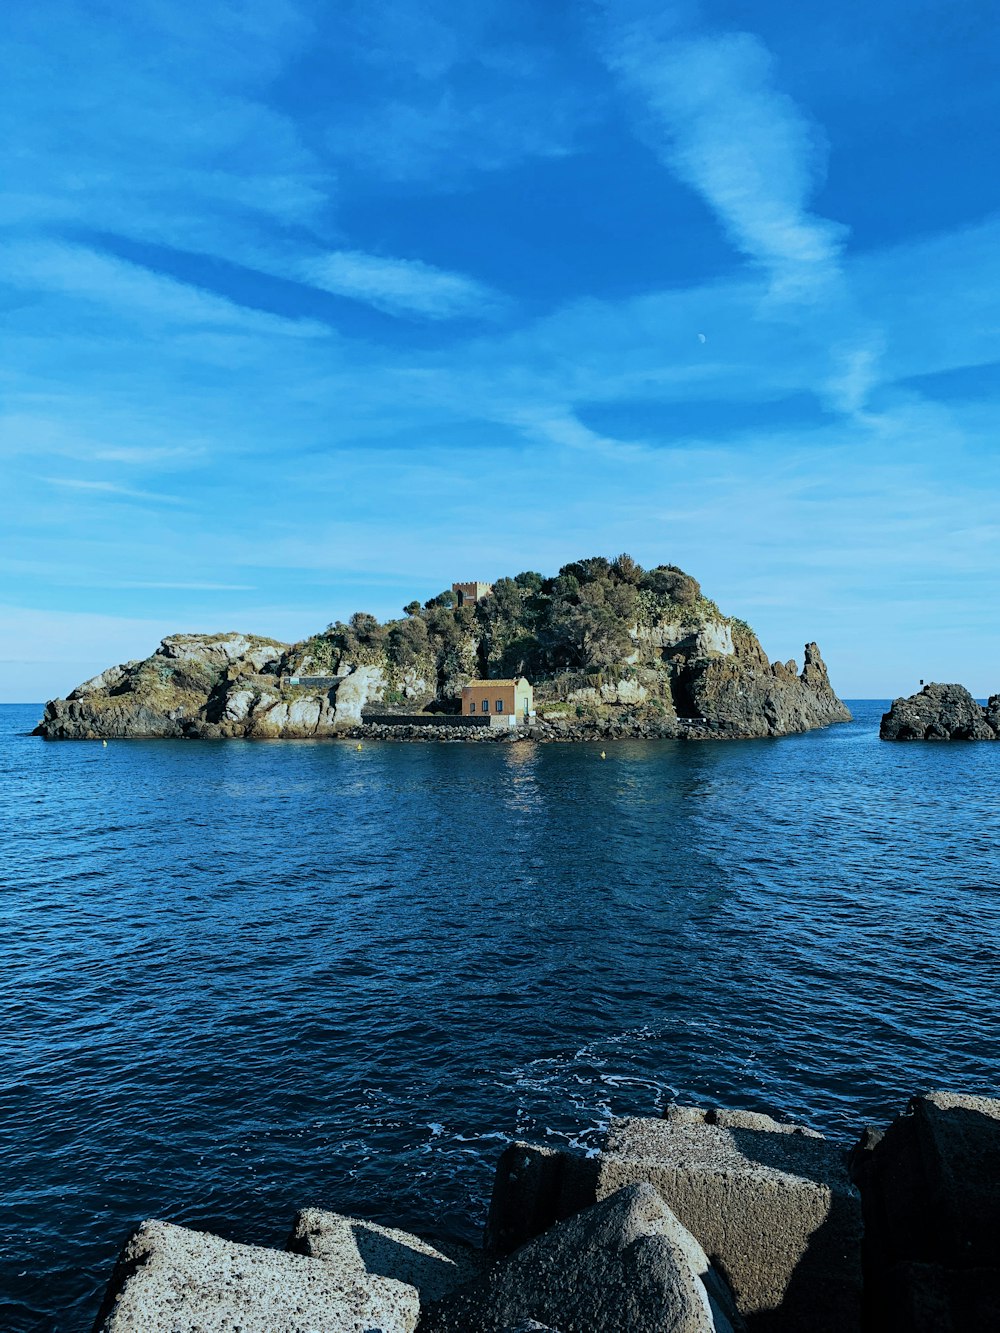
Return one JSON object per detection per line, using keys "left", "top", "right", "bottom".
{"left": 1, "top": 700, "right": 998, "bottom": 1330}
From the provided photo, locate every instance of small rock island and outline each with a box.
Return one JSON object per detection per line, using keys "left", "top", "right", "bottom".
{"left": 880, "top": 683, "right": 1000, "bottom": 740}
{"left": 35, "top": 555, "right": 851, "bottom": 742}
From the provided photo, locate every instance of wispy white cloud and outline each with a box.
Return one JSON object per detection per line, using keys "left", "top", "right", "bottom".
{"left": 114, "top": 581, "right": 257, "bottom": 591}
{"left": 42, "top": 477, "right": 189, "bottom": 505}
{"left": 320, "top": 1, "right": 592, "bottom": 181}
{"left": 300, "top": 249, "right": 501, "bottom": 319}
{"left": 325, "top": 88, "right": 586, "bottom": 183}
{"left": 3, "top": 240, "right": 330, "bottom": 336}
{"left": 604, "top": 25, "right": 845, "bottom": 295}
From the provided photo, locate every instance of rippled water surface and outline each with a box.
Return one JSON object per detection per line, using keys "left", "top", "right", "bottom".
{"left": 2, "top": 702, "right": 998, "bottom": 1329}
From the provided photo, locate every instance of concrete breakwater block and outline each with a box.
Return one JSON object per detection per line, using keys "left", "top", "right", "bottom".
{"left": 486, "top": 1104, "right": 862, "bottom": 1332}
{"left": 850, "top": 1090, "right": 1000, "bottom": 1329}
{"left": 287, "top": 1205, "right": 488, "bottom": 1307}
{"left": 92, "top": 1217, "right": 420, "bottom": 1332}
{"left": 420, "top": 1181, "right": 736, "bottom": 1333}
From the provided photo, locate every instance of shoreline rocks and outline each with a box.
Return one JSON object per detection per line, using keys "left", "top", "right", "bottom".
{"left": 90, "top": 1091, "right": 1000, "bottom": 1332}
{"left": 880, "top": 684, "right": 1000, "bottom": 740}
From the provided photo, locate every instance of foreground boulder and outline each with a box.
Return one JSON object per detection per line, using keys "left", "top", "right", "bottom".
{"left": 486, "top": 1105, "right": 862, "bottom": 1332}
{"left": 287, "top": 1205, "right": 486, "bottom": 1307}
{"left": 880, "top": 684, "right": 998, "bottom": 740}
{"left": 420, "top": 1182, "right": 736, "bottom": 1333}
{"left": 92, "top": 1218, "right": 420, "bottom": 1332}
{"left": 849, "top": 1091, "right": 1000, "bottom": 1330}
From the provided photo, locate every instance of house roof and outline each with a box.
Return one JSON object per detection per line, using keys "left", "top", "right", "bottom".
{"left": 464, "top": 678, "right": 528, "bottom": 688}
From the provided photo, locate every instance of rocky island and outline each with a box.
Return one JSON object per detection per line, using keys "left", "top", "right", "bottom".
{"left": 880, "top": 684, "right": 1000, "bottom": 740}
{"left": 35, "top": 555, "right": 850, "bottom": 742}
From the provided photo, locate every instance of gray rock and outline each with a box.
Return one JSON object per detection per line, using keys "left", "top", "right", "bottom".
{"left": 850, "top": 1091, "right": 1000, "bottom": 1329}
{"left": 334, "top": 665, "right": 386, "bottom": 725}
{"left": 593, "top": 1114, "right": 861, "bottom": 1332}
{"left": 880, "top": 683, "right": 997, "bottom": 740}
{"left": 287, "top": 1206, "right": 487, "bottom": 1307}
{"left": 485, "top": 1143, "right": 567, "bottom": 1255}
{"left": 92, "top": 1218, "right": 419, "bottom": 1332}
{"left": 680, "top": 641, "right": 851, "bottom": 739}
{"left": 487, "top": 1105, "right": 861, "bottom": 1332}
{"left": 674, "top": 1105, "right": 823, "bottom": 1138}
{"left": 881, "top": 1261, "right": 1000, "bottom": 1332}
{"left": 420, "top": 1182, "right": 728, "bottom": 1333}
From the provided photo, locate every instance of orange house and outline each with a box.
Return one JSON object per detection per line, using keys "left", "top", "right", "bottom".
{"left": 462, "top": 677, "right": 534, "bottom": 727}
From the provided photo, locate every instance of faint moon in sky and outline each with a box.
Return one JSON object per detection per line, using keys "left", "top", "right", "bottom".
{"left": 697, "top": 332, "right": 707, "bottom": 344}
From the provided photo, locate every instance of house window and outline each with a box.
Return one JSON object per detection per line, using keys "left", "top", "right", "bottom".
{"left": 469, "top": 703, "right": 476, "bottom": 714}
{"left": 481, "top": 700, "right": 489, "bottom": 713}
{"left": 495, "top": 700, "right": 504, "bottom": 712}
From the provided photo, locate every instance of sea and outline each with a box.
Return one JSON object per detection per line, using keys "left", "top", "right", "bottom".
{"left": 1, "top": 700, "right": 997, "bottom": 1330}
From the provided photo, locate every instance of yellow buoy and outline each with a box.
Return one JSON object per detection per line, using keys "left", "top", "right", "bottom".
{"left": 356, "top": 743, "right": 363, "bottom": 751}
{"left": 600, "top": 750, "right": 606, "bottom": 759}
{"left": 102, "top": 740, "right": 108, "bottom": 748}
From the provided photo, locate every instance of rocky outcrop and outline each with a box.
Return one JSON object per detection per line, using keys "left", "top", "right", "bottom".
{"left": 849, "top": 1091, "right": 1000, "bottom": 1331}
{"left": 677, "top": 641, "right": 851, "bottom": 738}
{"left": 333, "top": 664, "right": 386, "bottom": 725}
{"left": 33, "top": 635, "right": 392, "bottom": 741}
{"left": 89, "top": 1091, "right": 1000, "bottom": 1333}
{"left": 880, "top": 684, "right": 998, "bottom": 740}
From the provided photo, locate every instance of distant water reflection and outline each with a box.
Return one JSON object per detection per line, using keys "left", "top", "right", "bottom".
{"left": 0, "top": 702, "right": 997, "bottom": 1330}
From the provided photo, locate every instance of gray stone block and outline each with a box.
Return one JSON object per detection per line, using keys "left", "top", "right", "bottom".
{"left": 287, "top": 1206, "right": 487, "bottom": 1306}
{"left": 485, "top": 1142, "right": 568, "bottom": 1255}
{"left": 594, "top": 1114, "right": 862, "bottom": 1332}
{"left": 421, "top": 1182, "right": 730, "bottom": 1333}
{"left": 92, "top": 1217, "right": 420, "bottom": 1332}
{"left": 850, "top": 1090, "right": 1000, "bottom": 1329}
{"left": 698, "top": 1107, "right": 823, "bottom": 1138}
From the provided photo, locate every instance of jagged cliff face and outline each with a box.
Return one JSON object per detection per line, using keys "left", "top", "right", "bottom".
{"left": 35, "top": 563, "right": 850, "bottom": 741}
{"left": 679, "top": 639, "right": 850, "bottom": 737}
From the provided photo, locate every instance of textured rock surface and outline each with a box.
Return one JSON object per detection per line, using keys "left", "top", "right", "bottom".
{"left": 92, "top": 1218, "right": 419, "bottom": 1332}
{"left": 333, "top": 664, "right": 386, "bottom": 724}
{"left": 485, "top": 1105, "right": 861, "bottom": 1332}
{"left": 420, "top": 1182, "right": 731, "bottom": 1333}
{"left": 880, "top": 684, "right": 998, "bottom": 740}
{"left": 683, "top": 642, "right": 851, "bottom": 738}
{"left": 287, "top": 1206, "right": 486, "bottom": 1309}
{"left": 849, "top": 1091, "right": 1000, "bottom": 1330}
{"left": 595, "top": 1114, "right": 861, "bottom": 1331}
{"left": 880, "top": 1262, "right": 1000, "bottom": 1332}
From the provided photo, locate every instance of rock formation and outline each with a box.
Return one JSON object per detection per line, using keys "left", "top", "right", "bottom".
{"left": 880, "top": 684, "right": 1000, "bottom": 740}
{"left": 90, "top": 1091, "right": 1000, "bottom": 1332}
{"left": 849, "top": 1091, "right": 1000, "bottom": 1330}
{"left": 35, "top": 557, "right": 851, "bottom": 741}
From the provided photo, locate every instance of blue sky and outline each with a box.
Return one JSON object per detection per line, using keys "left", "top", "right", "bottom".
{"left": 2, "top": 0, "right": 999, "bottom": 701}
